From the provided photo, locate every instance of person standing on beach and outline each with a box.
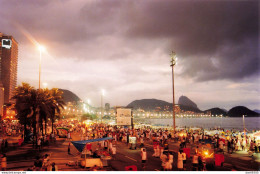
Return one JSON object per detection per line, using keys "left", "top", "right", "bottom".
{"left": 141, "top": 148, "right": 147, "bottom": 170}
{"left": 182, "top": 151, "right": 187, "bottom": 170}
{"left": 68, "top": 142, "right": 71, "bottom": 155}
{"left": 192, "top": 152, "right": 199, "bottom": 171}
{"left": 177, "top": 150, "right": 183, "bottom": 170}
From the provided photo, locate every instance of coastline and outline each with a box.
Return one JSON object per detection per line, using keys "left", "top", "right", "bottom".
{"left": 134, "top": 117, "right": 260, "bottom": 131}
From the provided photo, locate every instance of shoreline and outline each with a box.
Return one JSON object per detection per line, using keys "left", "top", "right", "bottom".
{"left": 133, "top": 117, "right": 260, "bottom": 132}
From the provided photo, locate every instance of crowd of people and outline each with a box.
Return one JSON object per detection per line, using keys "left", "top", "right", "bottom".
{"left": 28, "top": 154, "right": 58, "bottom": 171}
{"left": 56, "top": 122, "right": 258, "bottom": 171}
{"left": 0, "top": 118, "right": 259, "bottom": 171}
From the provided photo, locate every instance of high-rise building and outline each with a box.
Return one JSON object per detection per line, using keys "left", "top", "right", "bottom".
{"left": 105, "top": 103, "right": 110, "bottom": 112}
{"left": 0, "top": 33, "right": 18, "bottom": 107}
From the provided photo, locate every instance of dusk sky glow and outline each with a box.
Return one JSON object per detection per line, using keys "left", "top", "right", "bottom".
{"left": 0, "top": 0, "right": 259, "bottom": 110}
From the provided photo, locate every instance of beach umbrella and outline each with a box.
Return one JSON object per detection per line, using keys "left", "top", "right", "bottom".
{"left": 71, "top": 137, "right": 113, "bottom": 152}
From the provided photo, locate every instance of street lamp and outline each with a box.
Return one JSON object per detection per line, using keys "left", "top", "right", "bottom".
{"left": 170, "top": 51, "right": 177, "bottom": 133}
{"left": 43, "top": 82, "right": 48, "bottom": 89}
{"left": 101, "top": 89, "right": 105, "bottom": 124}
{"left": 38, "top": 45, "right": 45, "bottom": 89}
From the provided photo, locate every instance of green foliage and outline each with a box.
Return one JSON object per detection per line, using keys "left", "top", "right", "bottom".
{"left": 12, "top": 83, "right": 65, "bottom": 136}
{"left": 81, "top": 113, "right": 97, "bottom": 121}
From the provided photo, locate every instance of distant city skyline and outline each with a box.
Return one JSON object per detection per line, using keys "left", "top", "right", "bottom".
{"left": 0, "top": 0, "right": 259, "bottom": 111}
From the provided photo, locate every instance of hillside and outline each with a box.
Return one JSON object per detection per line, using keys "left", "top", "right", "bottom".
{"left": 126, "top": 97, "right": 201, "bottom": 112}
{"left": 179, "top": 105, "right": 201, "bottom": 113}
{"left": 178, "top": 95, "right": 198, "bottom": 109}
{"left": 127, "top": 99, "right": 172, "bottom": 111}
{"left": 59, "top": 89, "right": 81, "bottom": 103}
{"left": 227, "top": 106, "right": 259, "bottom": 117}
{"left": 204, "top": 108, "right": 227, "bottom": 116}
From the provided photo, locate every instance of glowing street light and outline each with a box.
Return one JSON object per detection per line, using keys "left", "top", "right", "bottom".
{"left": 170, "top": 51, "right": 177, "bottom": 133}
{"left": 43, "top": 82, "right": 48, "bottom": 89}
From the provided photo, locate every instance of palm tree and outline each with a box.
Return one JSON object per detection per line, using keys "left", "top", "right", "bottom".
{"left": 12, "top": 83, "right": 35, "bottom": 141}
{"left": 13, "top": 84, "right": 65, "bottom": 142}
{"left": 49, "top": 88, "right": 65, "bottom": 133}
{"left": 37, "top": 88, "right": 52, "bottom": 135}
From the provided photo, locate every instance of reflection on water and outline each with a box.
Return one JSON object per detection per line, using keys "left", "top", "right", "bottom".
{"left": 136, "top": 117, "right": 260, "bottom": 131}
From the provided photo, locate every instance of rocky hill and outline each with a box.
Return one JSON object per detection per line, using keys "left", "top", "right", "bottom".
{"left": 59, "top": 89, "right": 81, "bottom": 103}
{"left": 227, "top": 106, "right": 259, "bottom": 117}
{"left": 126, "top": 96, "right": 201, "bottom": 112}
{"left": 127, "top": 99, "right": 172, "bottom": 111}
{"left": 178, "top": 95, "right": 198, "bottom": 109}
{"left": 204, "top": 108, "right": 227, "bottom": 116}
{"left": 126, "top": 98, "right": 258, "bottom": 117}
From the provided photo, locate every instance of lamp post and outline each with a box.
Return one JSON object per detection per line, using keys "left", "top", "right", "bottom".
{"left": 170, "top": 51, "right": 177, "bottom": 133}
{"left": 243, "top": 115, "right": 247, "bottom": 140}
{"left": 35, "top": 45, "right": 45, "bottom": 144}
{"left": 101, "top": 89, "right": 105, "bottom": 124}
{"left": 38, "top": 45, "right": 45, "bottom": 89}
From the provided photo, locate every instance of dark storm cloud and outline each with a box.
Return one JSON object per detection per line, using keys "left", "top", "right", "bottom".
{"left": 0, "top": 0, "right": 258, "bottom": 81}
{"left": 123, "top": 0, "right": 259, "bottom": 81}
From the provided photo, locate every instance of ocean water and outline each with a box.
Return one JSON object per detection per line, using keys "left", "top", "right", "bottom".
{"left": 135, "top": 117, "right": 260, "bottom": 131}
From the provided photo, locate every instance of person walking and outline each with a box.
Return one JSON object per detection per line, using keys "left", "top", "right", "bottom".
{"left": 68, "top": 142, "right": 71, "bottom": 155}
{"left": 164, "top": 159, "right": 172, "bottom": 171}
{"left": 37, "top": 138, "right": 41, "bottom": 151}
{"left": 160, "top": 152, "right": 168, "bottom": 170}
{"left": 177, "top": 150, "right": 183, "bottom": 171}
{"left": 48, "top": 162, "right": 58, "bottom": 171}
{"left": 111, "top": 145, "right": 116, "bottom": 159}
{"left": 141, "top": 148, "right": 147, "bottom": 170}
{"left": 182, "top": 151, "right": 187, "bottom": 170}
{"left": 192, "top": 152, "right": 199, "bottom": 171}
{"left": 168, "top": 152, "right": 174, "bottom": 170}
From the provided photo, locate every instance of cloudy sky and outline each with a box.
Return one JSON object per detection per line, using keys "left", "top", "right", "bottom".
{"left": 0, "top": 0, "right": 259, "bottom": 110}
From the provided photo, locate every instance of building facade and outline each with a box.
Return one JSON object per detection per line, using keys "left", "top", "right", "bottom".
{"left": 0, "top": 33, "right": 18, "bottom": 109}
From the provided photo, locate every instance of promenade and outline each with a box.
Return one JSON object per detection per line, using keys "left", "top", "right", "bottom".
{"left": 2, "top": 133, "right": 260, "bottom": 171}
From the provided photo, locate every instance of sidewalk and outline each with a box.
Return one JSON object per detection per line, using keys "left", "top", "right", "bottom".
{"left": 167, "top": 139, "right": 260, "bottom": 171}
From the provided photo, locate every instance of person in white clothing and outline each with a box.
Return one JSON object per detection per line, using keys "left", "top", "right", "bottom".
{"left": 160, "top": 152, "right": 168, "bottom": 170}
{"left": 164, "top": 159, "right": 172, "bottom": 171}
{"left": 141, "top": 148, "right": 147, "bottom": 170}
{"left": 168, "top": 152, "right": 174, "bottom": 169}
{"left": 182, "top": 151, "right": 187, "bottom": 170}
{"left": 177, "top": 150, "right": 183, "bottom": 170}
{"left": 192, "top": 152, "right": 199, "bottom": 171}
{"left": 111, "top": 146, "right": 116, "bottom": 159}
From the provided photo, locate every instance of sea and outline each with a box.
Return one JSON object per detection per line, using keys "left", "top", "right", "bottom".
{"left": 135, "top": 117, "right": 260, "bottom": 131}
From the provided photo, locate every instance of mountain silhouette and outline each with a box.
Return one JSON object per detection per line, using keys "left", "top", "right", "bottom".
{"left": 126, "top": 98, "right": 258, "bottom": 117}
{"left": 126, "top": 97, "right": 201, "bottom": 112}
{"left": 228, "top": 106, "right": 259, "bottom": 117}
{"left": 178, "top": 95, "right": 198, "bottom": 109}
{"left": 204, "top": 108, "right": 227, "bottom": 116}
{"left": 59, "top": 89, "right": 81, "bottom": 103}
{"left": 127, "top": 99, "right": 172, "bottom": 111}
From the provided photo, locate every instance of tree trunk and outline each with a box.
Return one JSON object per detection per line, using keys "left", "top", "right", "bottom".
{"left": 52, "top": 119, "right": 54, "bottom": 133}
{"left": 33, "top": 115, "right": 37, "bottom": 149}
{"left": 45, "top": 119, "right": 47, "bottom": 135}
{"left": 23, "top": 121, "right": 27, "bottom": 141}
{"left": 41, "top": 120, "right": 44, "bottom": 136}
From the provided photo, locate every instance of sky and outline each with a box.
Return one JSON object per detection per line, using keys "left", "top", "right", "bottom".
{"left": 0, "top": 0, "right": 259, "bottom": 111}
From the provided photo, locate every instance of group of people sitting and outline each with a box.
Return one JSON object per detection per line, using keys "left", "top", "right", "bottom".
{"left": 28, "top": 154, "right": 58, "bottom": 171}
